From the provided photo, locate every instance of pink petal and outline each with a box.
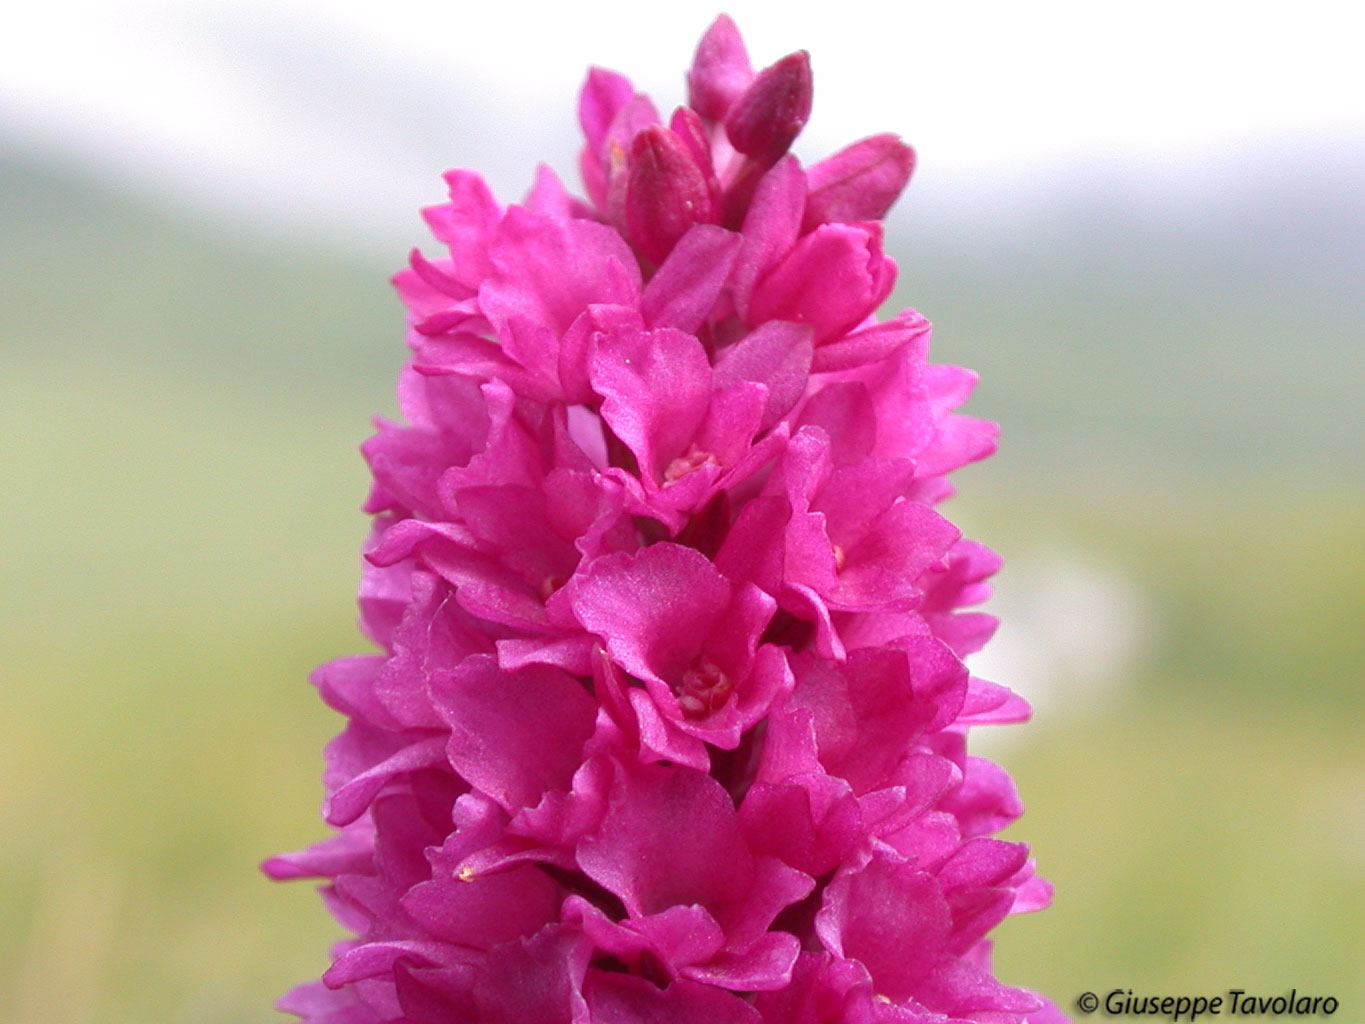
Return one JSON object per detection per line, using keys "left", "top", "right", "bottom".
{"left": 584, "top": 970, "right": 763, "bottom": 1024}
{"left": 480, "top": 207, "right": 642, "bottom": 340}
{"left": 421, "top": 170, "right": 501, "bottom": 290}
{"left": 749, "top": 222, "right": 897, "bottom": 343}
{"left": 641, "top": 224, "right": 742, "bottom": 333}
{"left": 590, "top": 326, "right": 712, "bottom": 484}
{"left": 523, "top": 162, "right": 589, "bottom": 221}
{"left": 714, "top": 320, "right": 814, "bottom": 430}
{"left": 324, "top": 734, "right": 447, "bottom": 827}
{"left": 732, "top": 156, "right": 807, "bottom": 318}
{"left": 815, "top": 850, "right": 953, "bottom": 1002}
{"left": 579, "top": 67, "right": 636, "bottom": 151}
{"left": 811, "top": 310, "right": 931, "bottom": 374}
{"left": 940, "top": 756, "right": 1025, "bottom": 838}
{"left": 564, "top": 544, "right": 729, "bottom": 685}
{"left": 687, "top": 14, "right": 754, "bottom": 122}
{"left": 578, "top": 759, "right": 753, "bottom": 916}
{"left": 278, "top": 980, "right": 384, "bottom": 1024}
{"left": 470, "top": 925, "right": 590, "bottom": 1023}
{"left": 803, "top": 134, "right": 916, "bottom": 231}
{"left": 324, "top": 940, "right": 450, "bottom": 988}
{"left": 684, "top": 930, "right": 800, "bottom": 990}
{"left": 433, "top": 655, "right": 596, "bottom": 810}
{"left": 401, "top": 855, "right": 561, "bottom": 951}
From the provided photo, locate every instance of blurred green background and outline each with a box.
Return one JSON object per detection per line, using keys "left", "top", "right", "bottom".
{"left": 3, "top": 19, "right": 1363, "bottom": 1020}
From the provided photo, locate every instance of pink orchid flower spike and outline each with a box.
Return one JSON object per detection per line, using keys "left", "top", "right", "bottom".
{"left": 266, "top": 16, "right": 1064, "bottom": 1024}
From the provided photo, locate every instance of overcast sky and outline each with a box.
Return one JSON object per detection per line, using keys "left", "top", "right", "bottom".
{"left": 3, "top": 0, "right": 1361, "bottom": 246}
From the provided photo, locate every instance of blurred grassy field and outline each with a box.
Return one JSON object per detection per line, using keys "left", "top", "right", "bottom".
{"left": 3, "top": 150, "right": 1362, "bottom": 1021}
{"left": 981, "top": 483, "right": 1365, "bottom": 1010}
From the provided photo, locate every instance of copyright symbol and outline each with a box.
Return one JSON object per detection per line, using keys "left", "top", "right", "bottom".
{"left": 1077, "top": 992, "right": 1099, "bottom": 1014}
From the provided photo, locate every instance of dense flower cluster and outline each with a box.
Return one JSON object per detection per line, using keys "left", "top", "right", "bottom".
{"left": 267, "top": 16, "right": 1061, "bottom": 1023}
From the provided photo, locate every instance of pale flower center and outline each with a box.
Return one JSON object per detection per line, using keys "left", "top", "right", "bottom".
{"left": 676, "top": 657, "right": 733, "bottom": 718}
{"left": 663, "top": 444, "right": 719, "bottom": 486}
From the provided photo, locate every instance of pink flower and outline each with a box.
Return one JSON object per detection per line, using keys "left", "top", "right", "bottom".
{"left": 267, "top": 15, "right": 1062, "bottom": 1023}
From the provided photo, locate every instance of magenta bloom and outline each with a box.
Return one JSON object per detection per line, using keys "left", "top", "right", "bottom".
{"left": 267, "top": 16, "right": 1062, "bottom": 1023}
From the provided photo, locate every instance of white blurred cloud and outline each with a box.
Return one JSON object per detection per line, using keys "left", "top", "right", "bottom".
{"left": 3, "top": 0, "right": 1361, "bottom": 244}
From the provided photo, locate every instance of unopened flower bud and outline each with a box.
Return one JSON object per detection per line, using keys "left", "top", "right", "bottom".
{"left": 724, "top": 51, "right": 813, "bottom": 163}
{"left": 686, "top": 14, "right": 754, "bottom": 122}
{"left": 625, "top": 124, "right": 717, "bottom": 265}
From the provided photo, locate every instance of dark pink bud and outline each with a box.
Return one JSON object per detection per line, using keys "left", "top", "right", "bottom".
{"left": 669, "top": 106, "right": 715, "bottom": 176}
{"left": 669, "top": 105, "right": 722, "bottom": 206}
{"left": 724, "top": 51, "right": 813, "bottom": 162}
{"left": 686, "top": 14, "right": 754, "bottom": 122}
{"left": 803, "top": 133, "right": 916, "bottom": 230}
{"left": 625, "top": 125, "right": 717, "bottom": 265}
